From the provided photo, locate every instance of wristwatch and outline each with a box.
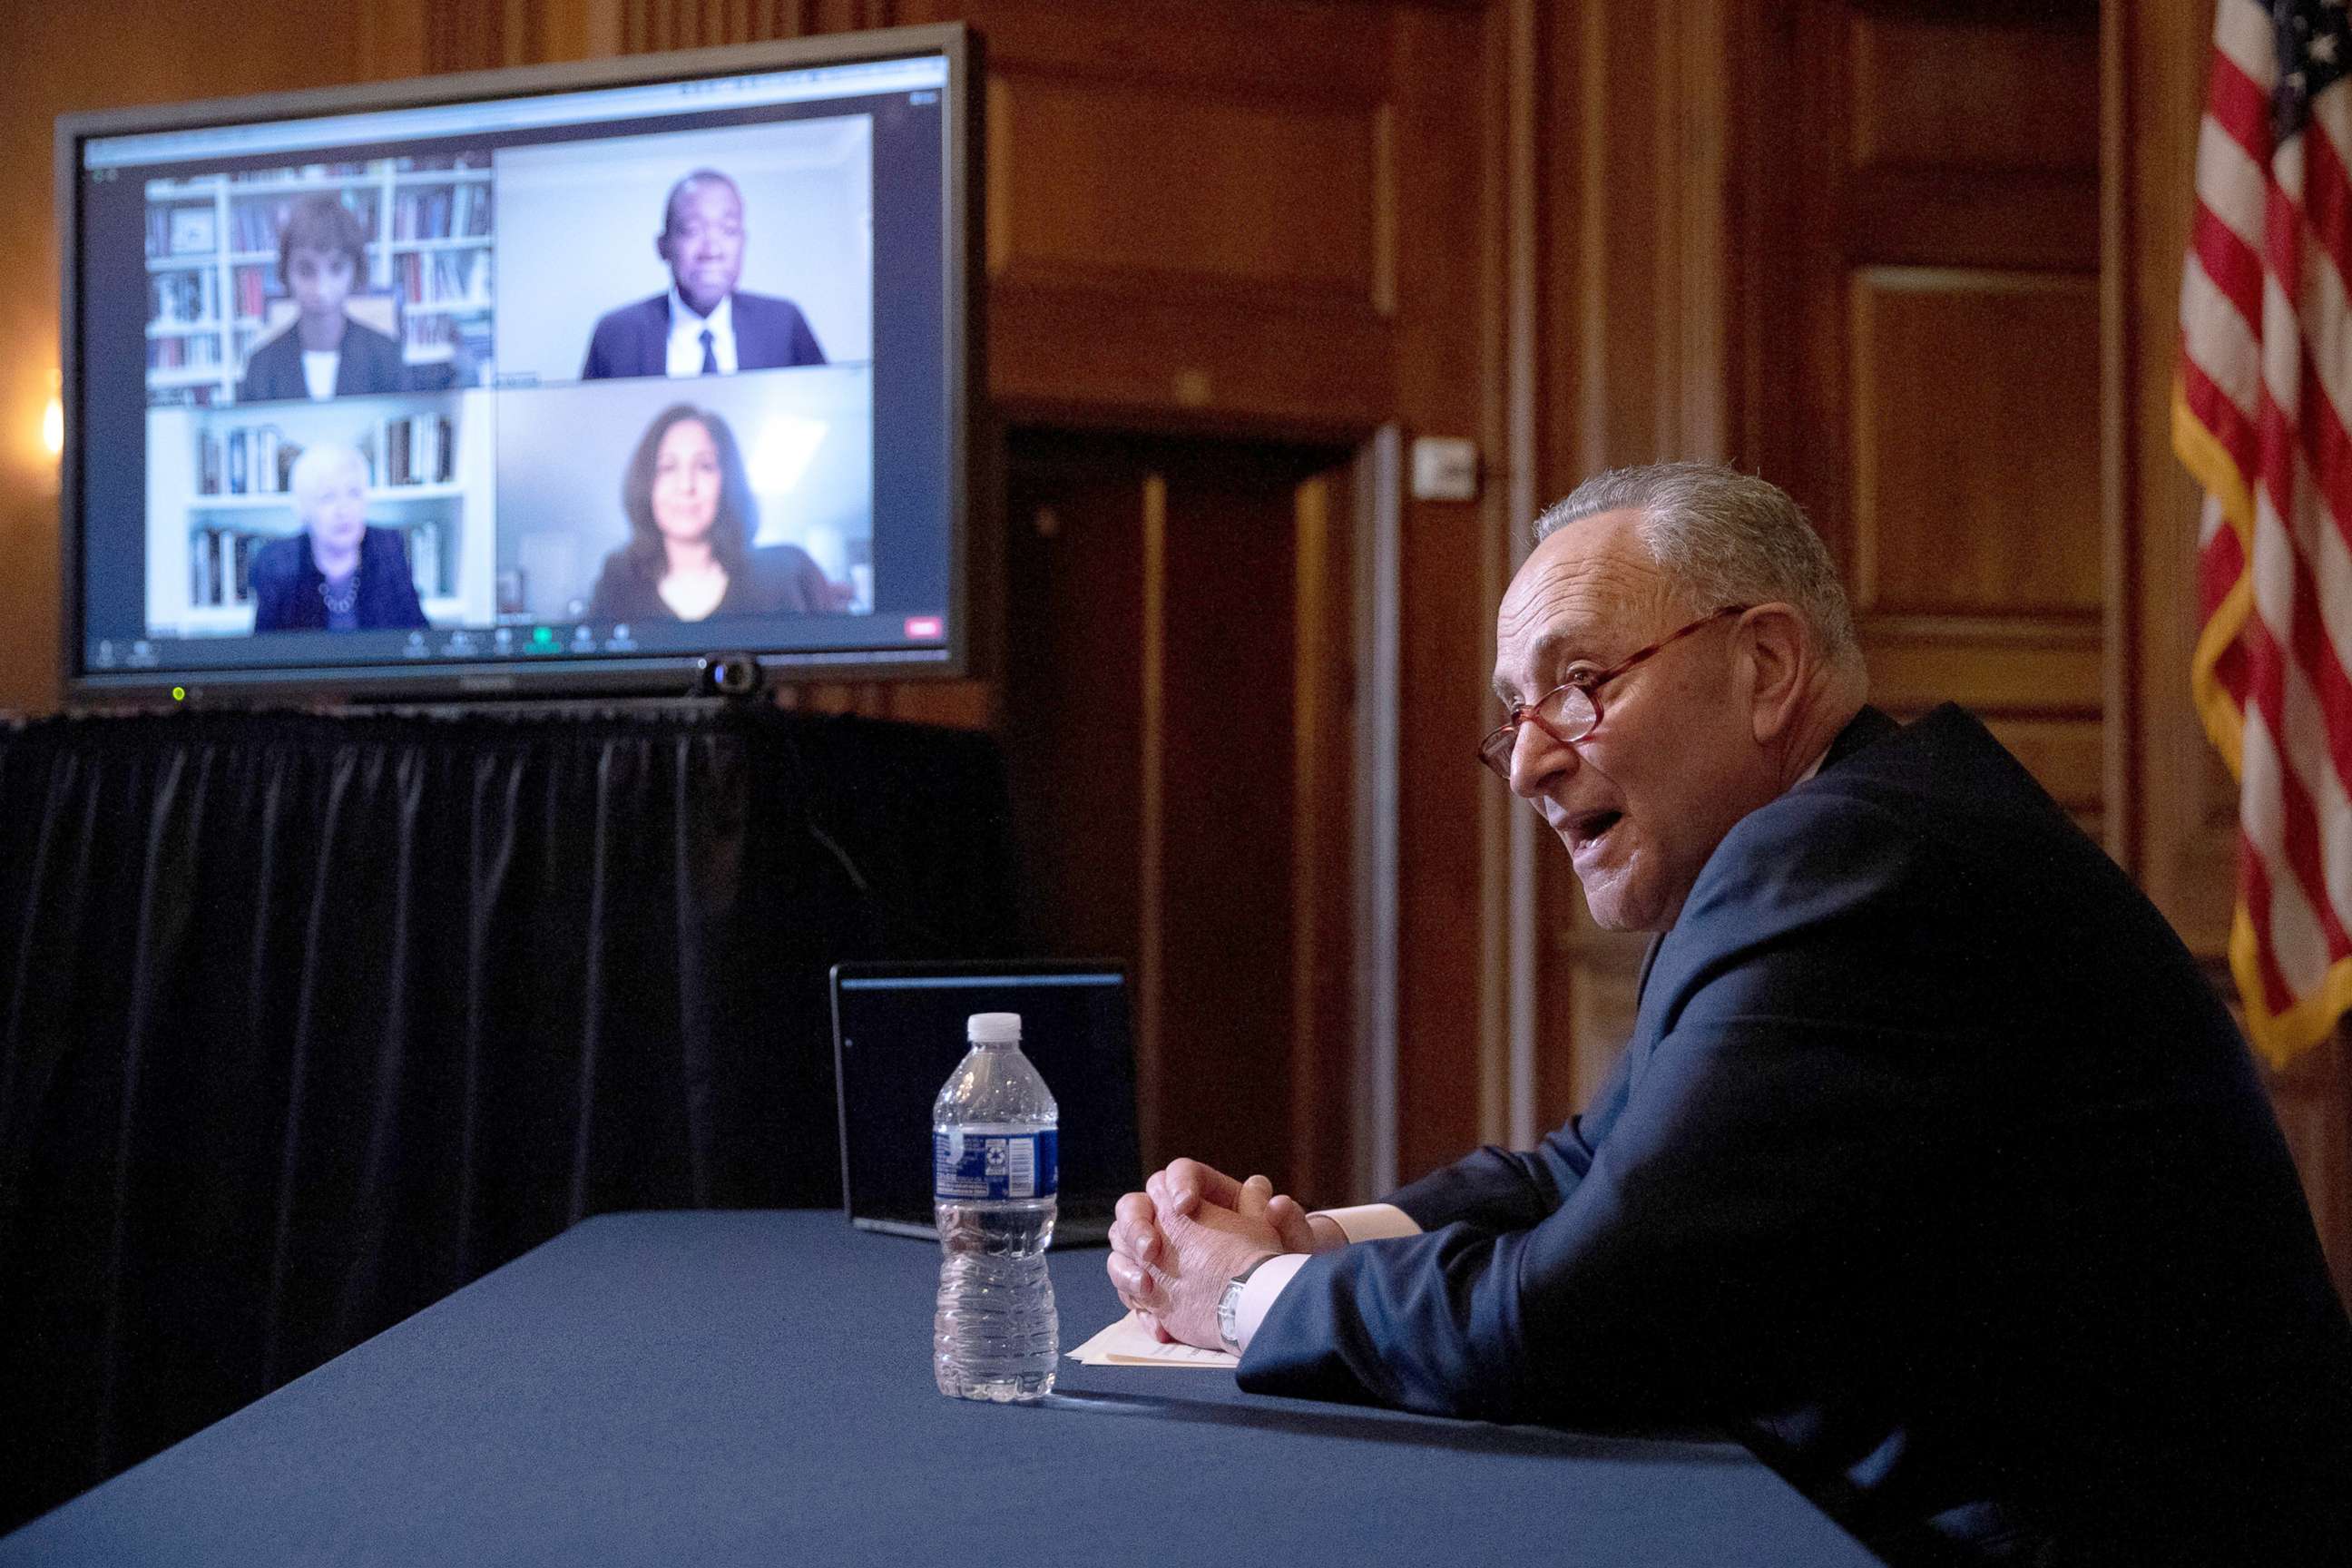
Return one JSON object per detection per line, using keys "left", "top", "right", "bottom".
{"left": 1216, "top": 1255, "right": 1275, "bottom": 1354}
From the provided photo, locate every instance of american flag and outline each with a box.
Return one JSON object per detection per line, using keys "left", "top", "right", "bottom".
{"left": 2180, "top": 0, "right": 2352, "bottom": 1067}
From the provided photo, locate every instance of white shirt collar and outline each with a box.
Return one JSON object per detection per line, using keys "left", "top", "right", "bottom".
{"left": 666, "top": 286, "right": 737, "bottom": 377}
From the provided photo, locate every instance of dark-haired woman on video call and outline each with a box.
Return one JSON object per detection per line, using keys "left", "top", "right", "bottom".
{"left": 584, "top": 403, "right": 846, "bottom": 622}
{"left": 238, "top": 192, "right": 407, "bottom": 404}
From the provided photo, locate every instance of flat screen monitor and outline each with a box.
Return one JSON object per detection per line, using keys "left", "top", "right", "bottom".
{"left": 57, "top": 24, "right": 975, "bottom": 703}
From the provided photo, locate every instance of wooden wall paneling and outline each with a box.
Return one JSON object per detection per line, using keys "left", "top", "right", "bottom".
{"left": 1157, "top": 451, "right": 1339, "bottom": 1189}
{"left": 1846, "top": 270, "right": 2103, "bottom": 618}
{"left": 1724, "top": 0, "right": 1803, "bottom": 486}
{"left": 1843, "top": 6, "right": 2099, "bottom": 274}
{"left": 1779, "top": 0, "right": 2107, "bottom": 864}
{"left": 907, "top": 0, "right": 1389, "bottom": 95}
{"left": 1526, "top": 0, "right": 1750, "bottom": 1136}
{"left": 2114, "top": 0, "right": 2230, "bottom": 949}
{"left": 1388, "top": 1, "right": 1500, "bottom": 1187}
{"left": 997, "top": 434, "right": 1348, "bottom": 1188}
{"left": 975, "top": 5, "right": 1398, "bottom": 435}
{"left": 1848, "top": 8, "right": 2098, "bottom": 174}
{"left": 1789, "top": 0, "right": 1857, "bottom": 567}
{"left": 988, "top": 78, "right": 1383, "bottom": 303}
{"left": 1494, "top": 0, "right": 1542, "bottom": 1151}
{"left": 1862, "top": 615, "right": 2102, "bottom": 712}
{"left": 1289, "top": 466, "right": 1363, "bottom": 1207}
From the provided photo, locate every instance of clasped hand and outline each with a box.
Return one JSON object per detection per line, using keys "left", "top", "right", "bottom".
{"left": 1104, "top": 1158, "right": 1344, "bottom": 1350}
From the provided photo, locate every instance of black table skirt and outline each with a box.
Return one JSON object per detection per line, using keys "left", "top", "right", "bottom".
{"left": 0, "top": 706, "right": 1017, "bottom": 1532}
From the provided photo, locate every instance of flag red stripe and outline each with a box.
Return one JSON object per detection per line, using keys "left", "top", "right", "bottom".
{"left": 2302, "top": 106, "right": 2352, "bottom": 297}
{"left": 2196, "top": 201, "right": 2269, "bottom": 331}
{"left": 2266, "top": 182, "right": 2308, "bottom": 338}
{"left": 2202, "top": 514, "right": 2247, "bottom": 626}
{"left": 2300, "top": 352, "right": 2352, "bottom": 562}
{"left": 2209, "top": 48, "right": 2277, "bottom": 169}
{"left": 2216, "top": 637, "right": 2253, "bottom": 713}
{"left": 2272, "top": 569, "right": 2352, "bottom": 949}
{"left": 2182, "top": 352, "right": 2261, "bottom": 481}
{"left": 2250, "top": 386, "right": 2300, "bottom": 553}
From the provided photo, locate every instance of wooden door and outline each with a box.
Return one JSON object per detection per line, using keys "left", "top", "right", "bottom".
{"left": 1002, "top": 428, "right": 1357, "bottom": 1195}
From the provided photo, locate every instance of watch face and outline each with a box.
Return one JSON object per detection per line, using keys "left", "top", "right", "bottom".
{"left": 1217, "top": 1277, "right": 1247, "bottom": 1351}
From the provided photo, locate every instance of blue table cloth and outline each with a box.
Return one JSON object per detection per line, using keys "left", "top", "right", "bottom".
{"left": 0, "top": 1210, "right": 1877, "bottom": 1565}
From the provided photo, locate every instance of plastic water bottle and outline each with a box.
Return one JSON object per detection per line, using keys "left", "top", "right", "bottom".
{"left": 933, "top": 1011, "right": 1059, "bottom": 1400}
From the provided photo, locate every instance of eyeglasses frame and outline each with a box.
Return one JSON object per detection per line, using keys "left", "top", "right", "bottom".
{"left": 1477, "top": 603, "right": 1753, "bottom": 782}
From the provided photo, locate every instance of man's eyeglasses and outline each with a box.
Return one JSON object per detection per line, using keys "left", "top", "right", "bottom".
{"left": 1477, "top": 604, "right": 1750, "bottom": 783}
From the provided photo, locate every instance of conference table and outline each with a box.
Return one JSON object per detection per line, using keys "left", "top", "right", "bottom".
{"left": 0, "top": 1211, "right": 1878, "bottom": 1565}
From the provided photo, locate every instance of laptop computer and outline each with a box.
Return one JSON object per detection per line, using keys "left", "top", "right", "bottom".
{"left": 829, "top": 959, "right": 1142, "bottom": 1247}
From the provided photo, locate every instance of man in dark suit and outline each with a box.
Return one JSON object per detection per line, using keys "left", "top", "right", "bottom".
{"left": 1108, "top": 464, "right": 2352, "bottom": 1564}
{"left": 580, "top": 170, "right": 826, "bottom": 381}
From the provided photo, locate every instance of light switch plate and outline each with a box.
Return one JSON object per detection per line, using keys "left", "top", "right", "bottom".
{"left": 1410, "top": 436, "right": 1480, "bottom": 502}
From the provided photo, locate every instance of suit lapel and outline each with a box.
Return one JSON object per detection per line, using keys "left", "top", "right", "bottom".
{"left": 1625, "top": 707, "right": 1895, "bottom": 1087}
{"left": 1633, "top": 934, "right": 1661, "bottom": 1009}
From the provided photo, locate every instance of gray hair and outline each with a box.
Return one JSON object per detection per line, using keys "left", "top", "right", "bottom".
{"left": 1534, "top": 462, "right": 1861, "bottom": 670}
{"left": 288, "top": 439, "right": 366, "bottom": 510}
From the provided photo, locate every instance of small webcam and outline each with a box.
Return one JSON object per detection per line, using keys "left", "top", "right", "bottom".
{"left": 696, "top": 653, "right": 766, "bottom": 700}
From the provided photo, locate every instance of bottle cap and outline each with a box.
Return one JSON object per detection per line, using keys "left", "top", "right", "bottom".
{"left": 967, "top": 1011, "right": 1022, "bottom": 1044}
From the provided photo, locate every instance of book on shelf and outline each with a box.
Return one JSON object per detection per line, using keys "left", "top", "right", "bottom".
{"left": 197, "top": 426, "right": 299, "bottom": 497}
{"left": 370, "top": 412, "right": 456, "bottom": 487}
{"left": 233, "top": 268, "right": 271, "bottom": 323}
{"left": 395, "top": 249, "right": 493, "bottom": 309}
{"left": 393, "top": 152, "right": 488, "bottom": 174}
{"left": 167, "top": 207, "right": 218, "bottom": 255}
{"left": 390, "top": 185, "right": 493, "bottom": 241}
{"left": 150, "top": 270, "right": 220, "bottom": 328}
{"left": 188, "top": 525, "right": 268, "bottom": 608}
{"left": 195, "top": 410, "right": 456, "bottom": 496}
{"left": 230, "top": 199, "right": 286, "bottom": 255}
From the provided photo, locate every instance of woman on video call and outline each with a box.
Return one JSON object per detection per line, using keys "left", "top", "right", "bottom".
{"left": 585, "top": 404, "right": 847, "bottom": 622}
{"left": 238, "top": 193, "right": 407, "bottom": 404}
{"left": 249, "top": 441, "right": 429, "bottom": 632}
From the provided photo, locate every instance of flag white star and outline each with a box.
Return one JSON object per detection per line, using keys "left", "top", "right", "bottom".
{"left": 2317, "top": 33, "right": 2341, "bottom": 62}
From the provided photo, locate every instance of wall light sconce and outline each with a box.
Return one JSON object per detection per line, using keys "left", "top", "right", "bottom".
{"left": 43, "top": 368, "right": 63, "bottom": 459}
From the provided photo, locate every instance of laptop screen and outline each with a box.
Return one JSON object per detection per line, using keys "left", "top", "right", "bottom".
{"left": 830, "top": 961, "right": 1142, "bottom": 1238}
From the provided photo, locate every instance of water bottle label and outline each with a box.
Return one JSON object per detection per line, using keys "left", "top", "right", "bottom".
{"left": 933, "top": 1129, "right": 1058, "bottom": 1200}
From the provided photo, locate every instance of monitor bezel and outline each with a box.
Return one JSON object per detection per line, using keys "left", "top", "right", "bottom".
{"left": 55, "top": 22, "right": 979, "bottom": 708}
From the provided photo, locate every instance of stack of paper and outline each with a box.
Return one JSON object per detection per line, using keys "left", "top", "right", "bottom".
{"left": 1067, "top": 1311, "right": 1239, "bottom": 1367}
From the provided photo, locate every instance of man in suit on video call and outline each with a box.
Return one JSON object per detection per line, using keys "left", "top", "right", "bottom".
{"left": 580, "top": 169, "right": 827, "bottom": 381}
{"left": 1108, "top": 463, "right": 2352, "bottom": 1565}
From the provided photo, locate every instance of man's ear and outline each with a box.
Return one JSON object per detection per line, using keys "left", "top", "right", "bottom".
{"left": 1741, "top": 603, "right": 1808, "bottom": 743}
{"left": 654, "top": 231, "right": 671, "bottom": 267}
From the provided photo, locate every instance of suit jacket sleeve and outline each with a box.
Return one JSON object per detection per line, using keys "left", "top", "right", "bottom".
{"left": 338, "top": 321, "right": 408, "bottom": 397}
{"left": 786, "top": 304, "right": 825, "bottom": 367}
{"left": 1382, "top": 1045, "right": 1632, "bottom": 1233}
{"left": 582, "top": 302, "right": 645, "bottom": 381}
{"left": 362, "top": 529, "right": 429, "bottom": 629}
{"left": 1240, "top": 787, "right": 1957, "bottom": 1426}
{"left": 247, "top": 535, "right": 301, "bottom": 631}
{"left": 582, "top": 318, "right": 618, "bottom": 381}
{"left": 238, "top": 331, "right": 296, "bottom": 405}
